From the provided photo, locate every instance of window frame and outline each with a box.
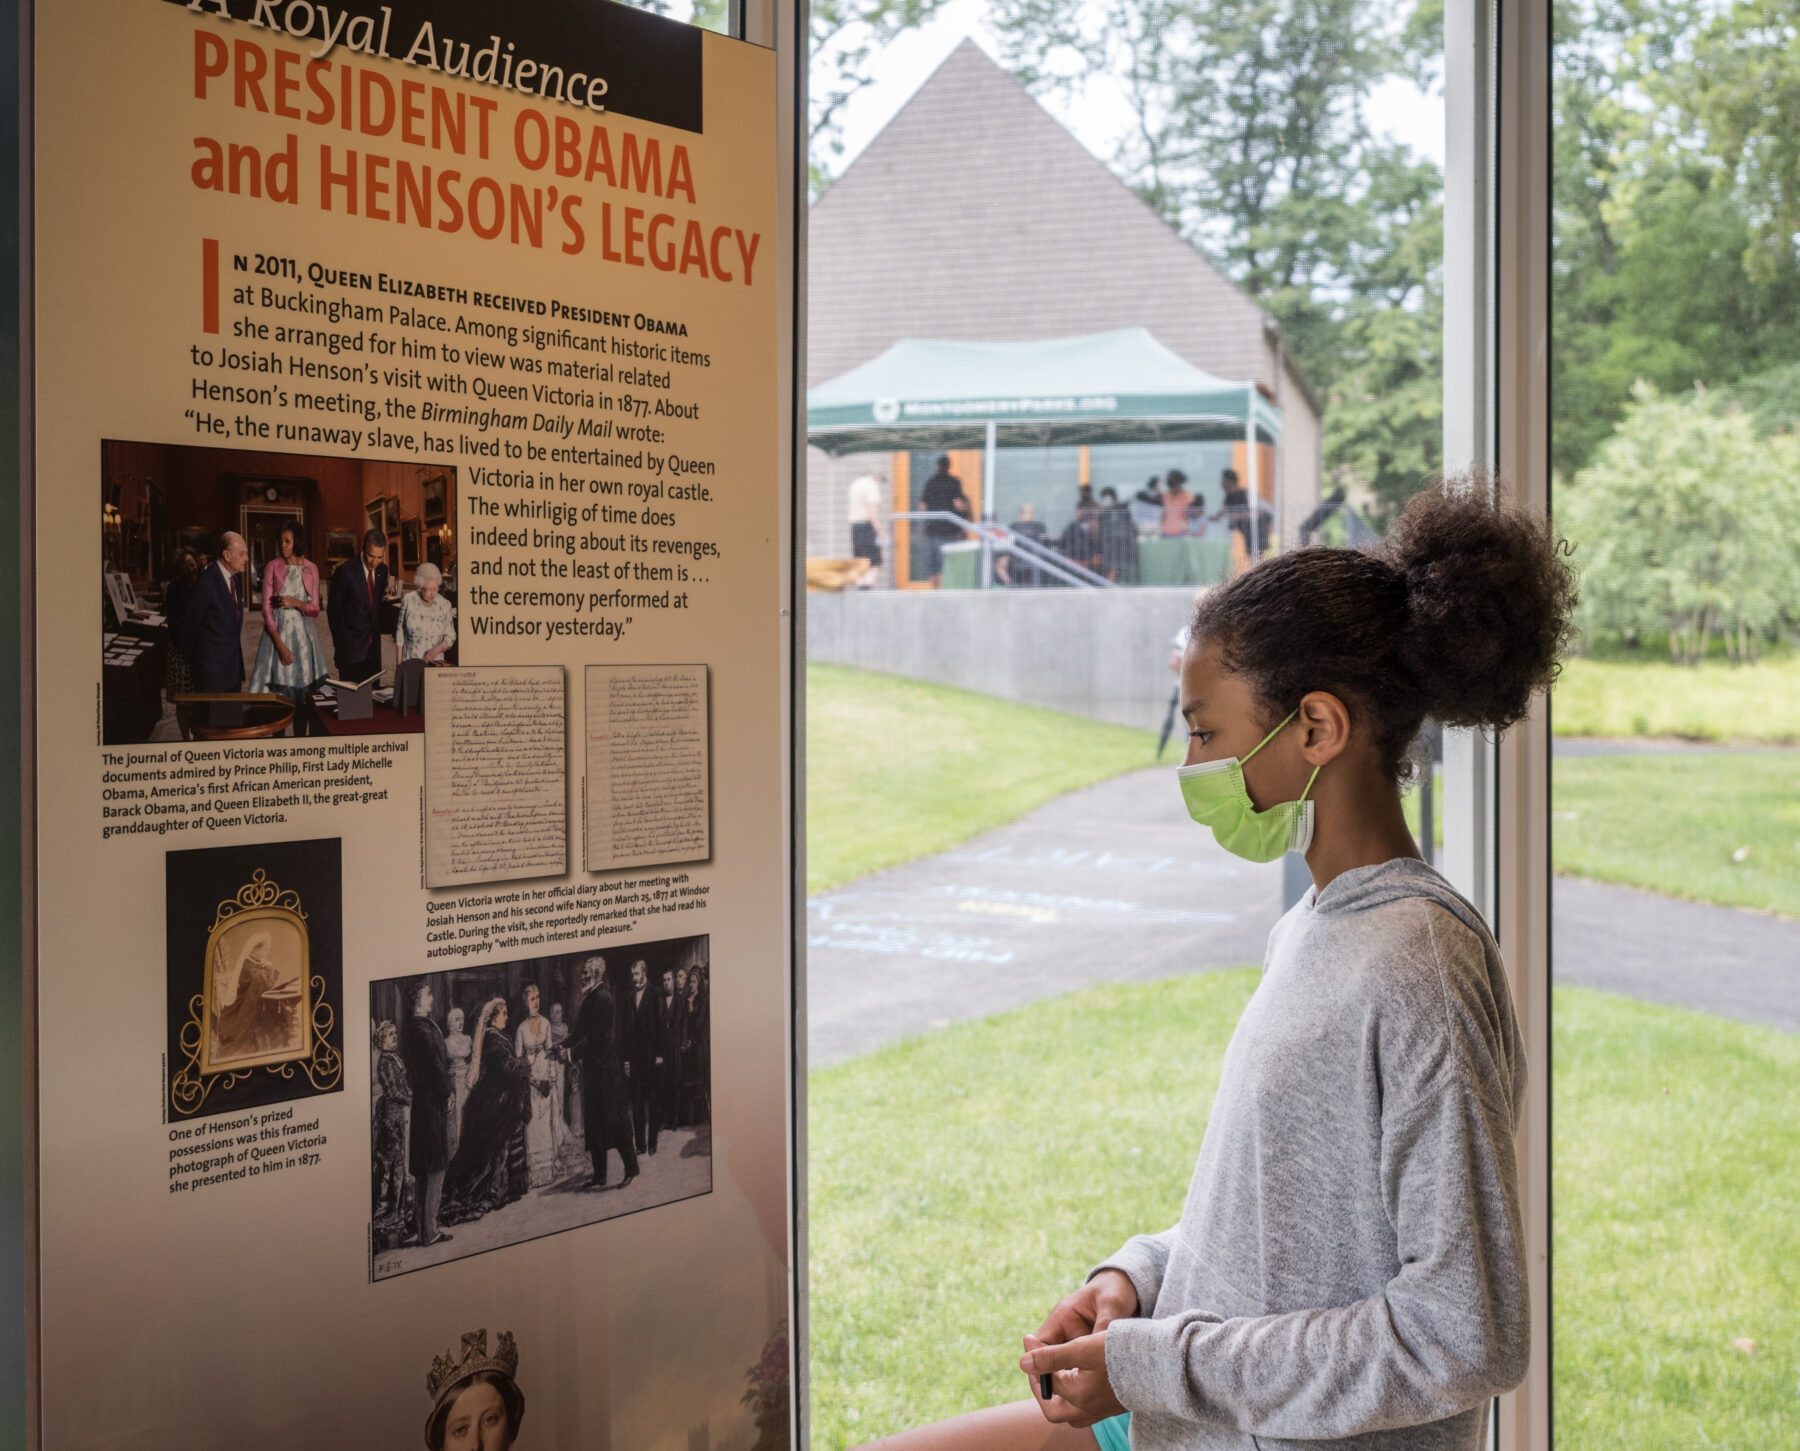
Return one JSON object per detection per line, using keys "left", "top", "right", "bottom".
{"left": 1442, "top": 2, "right": 1553, "bottom": 1448}
{"left": 783, "top": 0, "right": 1555, "bottom": 1442}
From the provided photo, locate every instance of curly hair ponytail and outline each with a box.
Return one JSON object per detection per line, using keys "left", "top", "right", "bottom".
{"left": 1188, "top": 476, "right": 1578, "bottom": 780}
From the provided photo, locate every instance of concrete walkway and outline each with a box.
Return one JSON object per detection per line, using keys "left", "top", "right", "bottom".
{"left": 1552, "top": 736, "right": 1793, "bottom": 757}
{"left": 807, "top": 767, "right": 1800, "bottom": 1066}
{"left": 806, "top": 769, "right": 1282, "bottom": 1065}
{"left": 1552, "top": 876, "right": 1800, "bottom": 1034}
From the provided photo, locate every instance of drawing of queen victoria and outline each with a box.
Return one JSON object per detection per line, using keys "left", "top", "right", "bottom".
{"left": 425, "top": 1329, "right": 525, "bottom": 1449}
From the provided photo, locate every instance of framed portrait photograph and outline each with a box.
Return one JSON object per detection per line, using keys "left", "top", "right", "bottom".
{"left": 423, "top": 474, "right": 447, "bottom": 525}
{"left": 199, "top": 903, "right": 312, "bottom": 1075}
{"left": 167, "top": 839, "right": 344, "bottom": 1120}
{"left": 326, "top": 528, "right": 356, "bottom": 573}
{"left": 401, "top": 517, "right": 422, "bottom": 570}
{"left": 366, "top": 494, "right": 399, "bottom": 538}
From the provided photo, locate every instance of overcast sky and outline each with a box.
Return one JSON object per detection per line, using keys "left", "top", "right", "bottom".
{"left": 825, "top": 0, "right": 1446, "bottom": 178}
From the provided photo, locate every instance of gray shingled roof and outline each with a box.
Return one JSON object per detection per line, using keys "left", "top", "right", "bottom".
{"left": 808, "top": 37, "right": 1301, "bottom": 421}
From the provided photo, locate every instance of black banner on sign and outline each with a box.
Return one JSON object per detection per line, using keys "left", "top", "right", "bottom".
{"left": 161, "top": 0, "right": 706, "bottom": 134}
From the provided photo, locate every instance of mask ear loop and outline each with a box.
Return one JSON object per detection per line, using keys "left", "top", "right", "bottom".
{"left": 1241, "top": 709, "right": 1298, "bottom": 765}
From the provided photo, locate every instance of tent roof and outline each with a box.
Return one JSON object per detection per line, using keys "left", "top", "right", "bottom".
{"left": 806, "top": 326, "right": 1282, "bottom": 455}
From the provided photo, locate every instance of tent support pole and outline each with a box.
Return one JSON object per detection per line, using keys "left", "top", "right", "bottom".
{"left": 1246, "top": 386, "right": 1260, "bottom": 561}
{"left": 1273, "top": 430, "right": 1283, "bottom": 556}
{"left": 1272, "top": 348, "right": 1285, "bottom": 555}
{"left": 980, "top": 419, "right": 997, "bottom": 589}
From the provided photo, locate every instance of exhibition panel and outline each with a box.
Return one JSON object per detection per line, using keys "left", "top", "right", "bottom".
{"left": 11, "top": 2, "right": 801, "bottom": 1446}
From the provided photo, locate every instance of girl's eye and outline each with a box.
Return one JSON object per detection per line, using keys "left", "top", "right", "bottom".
{"left": 1189, "top": 729, "right": 1212, "bottom": 746}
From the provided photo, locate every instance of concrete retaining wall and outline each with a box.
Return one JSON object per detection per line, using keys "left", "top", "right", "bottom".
{"left": 806, "top": 587, "right": 1200, "bottom": 731}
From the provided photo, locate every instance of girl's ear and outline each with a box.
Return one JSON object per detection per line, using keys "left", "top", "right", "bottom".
{"left": 1296, "top": 690, "right": 1352, "bottom": 765}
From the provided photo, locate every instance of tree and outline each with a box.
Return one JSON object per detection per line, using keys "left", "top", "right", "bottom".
{"left": 1312, "top": 145, "right": 1443, "bottom": 519}
{"left": 987, "top": 0, "right": 1445, "bottom": 523}
{"left": 810, "top": 0, "right": 952, "bottom": 191}
{"left": 1552, "top": 0, "right": 1800, "bottom": 477}
{"left": 690, "top": 0, "right": 730, "bottom": 30}
{"left": 1688, "top": 0, "right": 1800, "bottom": 286}
{"left": 1560, "top": 383, "right": 1800, "bottom": 662}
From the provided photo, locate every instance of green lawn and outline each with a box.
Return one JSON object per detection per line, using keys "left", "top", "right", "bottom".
{"left": 807, "top": 972, "right": 1257, "bottom": 1445}
{"left": 806, "top": 978, "right": 1800, "bottom": 1449}
{"left": 1401, "top": 767, "right": 1445, "bottom": 848}
{"left": 1552, "top": 988, "right": 1800, "bottom": 1450}
{"left": 806, "top": 665, "right": 1800, "bottom": 913}
{"left": 1555, "top": 655, "right": 1800, "bottom": 742}
{"left": 805, "top": 664, "right": 1159, "bottom": 895}
{"left": 1552, "top": 753, "right": 1800, "bottom": 917}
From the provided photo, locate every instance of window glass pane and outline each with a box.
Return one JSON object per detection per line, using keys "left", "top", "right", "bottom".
{"left": 806, "top": 3, "right": 1449, "bottom": 1442}
{"left": 617, "top": 0, "right": 730, "bottom": 35}
{"left": 1552, "top": 2, "right": 1800, "bottom": 1445}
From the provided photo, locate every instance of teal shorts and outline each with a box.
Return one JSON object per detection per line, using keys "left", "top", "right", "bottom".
{"left": 1092, "top": 1413, "right": 1131, "bottom": 1451}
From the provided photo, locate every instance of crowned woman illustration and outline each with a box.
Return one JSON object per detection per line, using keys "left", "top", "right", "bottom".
{"left": 424, "top": 1329, "right": 525, "bottom": 1450}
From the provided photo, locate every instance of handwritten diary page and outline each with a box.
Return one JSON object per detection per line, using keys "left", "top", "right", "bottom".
{"left": 585, "top": 664, "right": 711, "bottom": 872}
{"left": 423, "top": 667, "right": 568, "bottom": 888}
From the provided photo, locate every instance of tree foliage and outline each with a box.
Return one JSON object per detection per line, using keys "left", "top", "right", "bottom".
{"left": 986, "top": 0, "right": 1444, "bottom": 523}
{"left": 1561, "top": 384, "right": 1800, "bottom": 662}
{"left": 801, "top": 0, "right": 1800, "bottom": 526}
{"left": 810, "top": 0, "right": 953, "bottom": 192}
{"left": 1553, "top": 0, "right": 1800, "bottom": 477}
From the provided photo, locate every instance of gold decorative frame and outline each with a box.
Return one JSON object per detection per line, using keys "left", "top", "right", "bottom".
{"left": 171, "top": 869, "right": 342, "bottom": 1117}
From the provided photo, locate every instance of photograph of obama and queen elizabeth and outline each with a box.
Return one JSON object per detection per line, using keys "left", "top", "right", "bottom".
{"left": 368, "top": 936, "right": 711, "bottom": 1280}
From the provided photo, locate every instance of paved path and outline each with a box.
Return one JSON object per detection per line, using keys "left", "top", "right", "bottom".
{"left": 1551, "top": 877, "right": 1800, "bottom": 1034}
{"left": 806, "top": 769, "right": 1283, "bottom": 1065}
{"left": 1552, "top": 736, "right": 1792, "bottom": 757}
{"left": 807, "top": 768, "right": 1800, "bottom": 1065}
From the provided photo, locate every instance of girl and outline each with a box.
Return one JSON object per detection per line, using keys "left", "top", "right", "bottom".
{"left": 246, "top": 524, "right": 328, "bottom": 703}
{"left": 865, "top": 482, "right": 1575, "bottom": 1451}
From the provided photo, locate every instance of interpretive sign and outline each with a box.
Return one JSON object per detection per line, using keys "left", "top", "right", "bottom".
{"left": 23, "top": 2, "right": 792, "bottom": 1447}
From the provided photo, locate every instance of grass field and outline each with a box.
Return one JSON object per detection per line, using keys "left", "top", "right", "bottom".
{"left": 807, "top": 972, "right": 1256, "bottom": 1445}
{"left": 1552, "top": 752, "right": 1800, "bottom": 916}
{"left": 806, "top": 666, "right": 1798, "bottom": 914}
{"left": 1552, "top": 988, "right": 1800, "bottom": 1450}
{"left": 805, "top": 978, "right": 1800, "bottom": 1450}
{"left": 1555, "top": 655, "right": 1800, "bottom": 742}
{"left": 805, "top": 664, "right": 1159, "bottom": 895}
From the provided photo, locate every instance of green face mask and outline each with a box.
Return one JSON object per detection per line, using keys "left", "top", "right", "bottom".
{"left": 1177, "top": 709, "right": 1320, "bottom": 863}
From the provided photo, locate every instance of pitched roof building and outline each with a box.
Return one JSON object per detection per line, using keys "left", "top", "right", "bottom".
{"left": 806, "top": 39, "right": 1321, "bottom": 566}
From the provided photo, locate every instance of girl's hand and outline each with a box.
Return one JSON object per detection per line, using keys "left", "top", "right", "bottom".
{"left": 1034, "top": 1268, "right": 1139, "bottom": 1347}
{"left": 279, "top": 595, "right": 304, "bottom": 610}
{"left": 1021, "top": 1331, "right": 1125, "bottom": 1427}
{"left": 276, "top": 641, "right": 294, "bottom": 666}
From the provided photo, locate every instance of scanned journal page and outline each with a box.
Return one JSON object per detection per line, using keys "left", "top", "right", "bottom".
{"left": 424, "top": 667, "right": 568, "bottom": 888}
{"left": 585, "top": 664, "right": 711, "bottom": 872}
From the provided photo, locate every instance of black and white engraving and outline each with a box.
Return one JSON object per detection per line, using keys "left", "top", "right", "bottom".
{"left": 370, "top": 936, "right": 712, "bottom": 1280}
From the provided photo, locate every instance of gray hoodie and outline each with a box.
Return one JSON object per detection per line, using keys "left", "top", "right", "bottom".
{"left": 1096, "top": 858, "right": 1528, "bottom": 1449}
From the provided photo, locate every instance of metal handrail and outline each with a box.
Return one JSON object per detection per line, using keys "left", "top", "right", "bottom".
{"left": 982, "top": 520, "right": 1119, "bottom": 588}
{"left": 890, "top": 511, "right": 1118, "bottom": 589}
